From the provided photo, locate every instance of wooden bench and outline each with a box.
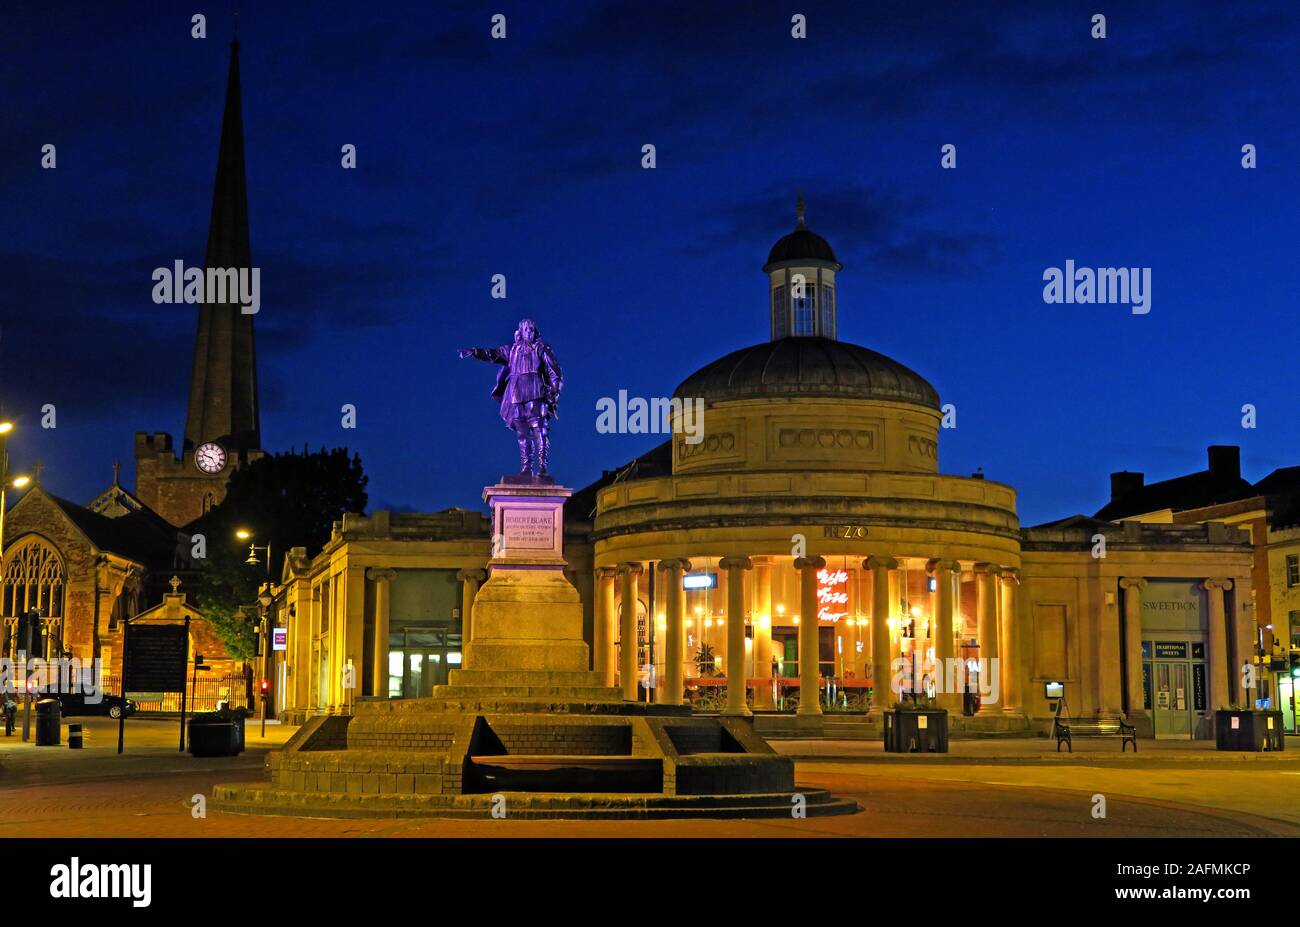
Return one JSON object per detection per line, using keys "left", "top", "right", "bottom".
{"left": 1053, "top": 714, "right": 1137, "bottom": 752}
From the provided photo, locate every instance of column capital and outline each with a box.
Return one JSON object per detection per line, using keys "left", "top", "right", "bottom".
{"left": 657, "top": 558, "right": 692, "bottom": 574}
{"left": 1202, "top": 578, "right": 1234, "bottom": 592}
{"left": 795, "top": 556, "right": 827, "bottom": 571}
{"left": 719, "top": 555, "right": 753, "bottom": 572}
{"left": 367, "top": 567, "right": 398, "bottom": 583}
{"left": 595, "top": 565, "right": 620, "bottom": 580}
{"left": 925, "top": 558, "right": 960, "bottom": 575}
{"left": 1119, "top": 576, "right": 1148, "bottom": 590}
{"left": 863, "top": 555, "right": 897, "bottom": 571}
{"left": 973, "top": 562, "right": 999, "bottom": 575}
{"left": 998, "top": 567, "right": 1021, "bottom": 585}
{"left": 618, "top": 561, "right": 644, "bottom": 576}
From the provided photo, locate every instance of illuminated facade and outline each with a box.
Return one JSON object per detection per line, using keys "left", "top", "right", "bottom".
{"left": 272, "top": 204, "right": 1257, "bottom": 740}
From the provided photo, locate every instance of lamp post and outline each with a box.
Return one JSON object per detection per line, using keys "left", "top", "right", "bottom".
{"left": 0, "top": 420, "right": 33, "bottom": 637}
{"left": 236, "top": 529, "right": 274, "bottom": 717}
{"left": 257, "top": 587, "right": 273, "bottom": 736}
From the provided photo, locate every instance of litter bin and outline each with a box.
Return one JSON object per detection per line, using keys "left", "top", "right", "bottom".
{"left": 35, "top": 698, "right": 62, "bottom": 746}
{"left": 188, "top": 713, "right": 239, "bottom": 757}
{"left": 68, "top": 722, "right": 83, "bottom": 749}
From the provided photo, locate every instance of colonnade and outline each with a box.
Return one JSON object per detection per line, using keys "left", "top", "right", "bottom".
{"left": 593, "top": 556, "right": 1024, "bottom": 716}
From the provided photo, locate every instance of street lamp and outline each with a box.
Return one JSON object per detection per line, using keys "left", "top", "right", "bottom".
{"left": 235, "top": 528, "right": 272, "bottom": 578}
{"left": 0, "top": 418, "right": 32, "bottom": 654}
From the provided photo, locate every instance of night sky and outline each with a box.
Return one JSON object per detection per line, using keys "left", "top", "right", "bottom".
{"left": 3, "top": 0, "right": 1298, "bottom": 526}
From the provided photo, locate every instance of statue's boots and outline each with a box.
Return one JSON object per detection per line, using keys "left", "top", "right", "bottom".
{"left": 533, "top": 422, "right": 549, "bottom": 476}
{"left": 516, "top": 429, "right": 533, "bottom": 475}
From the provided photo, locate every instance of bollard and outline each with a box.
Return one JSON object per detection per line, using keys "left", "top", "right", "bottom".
{"left": 68, "top": 723, "right": 83, "bottom": 749}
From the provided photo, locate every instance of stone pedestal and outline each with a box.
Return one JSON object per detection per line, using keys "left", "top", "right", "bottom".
{"left": 442, "top": 479, "right": 613, "bottom": 698}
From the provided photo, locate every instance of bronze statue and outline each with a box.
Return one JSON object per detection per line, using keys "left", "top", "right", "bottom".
{"left": 458, "top": 318, "right": 563, "bottom": 476}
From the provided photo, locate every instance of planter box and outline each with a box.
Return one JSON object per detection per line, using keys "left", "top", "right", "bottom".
{"left": 883, "top": 709, "right": 949, "bottom": 753}
{"left": 188, "top": 716, "right": 241, "bottom": 757}
{"left": 1215, "top": 710, "right": 1285, "bottom": 752}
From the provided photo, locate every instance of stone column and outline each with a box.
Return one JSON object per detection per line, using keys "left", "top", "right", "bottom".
{"left": 367, "top": 568, "right": 397, "bottom": 698}
{"left": 927, "top": 559, "right": 959, "bottom": 711}
{"left": 593, "top": 567, "right": 618, "bottom": 687}
{"left": 999, "top": 568, "right": 1022, "bottom": 714}
{"left": 751, "top": 557, "right": 775, "bottom": 710}
{"left": 866, "top": 556, "right": 898, "bottom": 713}
{"left": 456, "top": 568, "right": 485, "bottom": 646}
{"left": 720, "top": 556, "right": 753, "bottom": 716}
{"left": 795, "top": 556, "right": 826, "bottom": 716}
{"left": 974, "top": 563, "right": 999, "bottom": 715}
{"left": 618, "top": 563, "right": 644, "bottom": 701}
{"left": 657, "top": 559, "right": 691, "bottom": 705}
{"left": 1119, "top": 577, "right": 1147, "bottom": 718}
{"left": 1202, "top": 578, "right": 1233, "bottom": 711}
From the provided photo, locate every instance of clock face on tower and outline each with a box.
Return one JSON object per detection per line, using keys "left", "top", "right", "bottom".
{"left": 194, "top": 442, "right": 227, "bottom": 474}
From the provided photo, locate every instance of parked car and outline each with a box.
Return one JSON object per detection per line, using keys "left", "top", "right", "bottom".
{"left": 48, "top": 691, "right": 137, "bottom": 719}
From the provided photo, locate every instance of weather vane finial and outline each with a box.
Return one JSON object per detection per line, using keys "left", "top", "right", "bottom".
{"left": 795, "top": 191, "right": 806, "bottom": 228}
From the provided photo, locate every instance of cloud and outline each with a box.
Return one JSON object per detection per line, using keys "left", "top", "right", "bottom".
{"left": 682, "top": 180, "right": 997, "bottom": 279}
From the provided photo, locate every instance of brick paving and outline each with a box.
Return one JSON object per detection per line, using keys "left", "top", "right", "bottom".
{"left": 3, "top": 720, "right": 1297, "bottom": 837}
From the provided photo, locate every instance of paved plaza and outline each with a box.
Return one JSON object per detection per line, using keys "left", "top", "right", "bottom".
{"left": 2, "top": 720, "right": 1296, "bottom": 837}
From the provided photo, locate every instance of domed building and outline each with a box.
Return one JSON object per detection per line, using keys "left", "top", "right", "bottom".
{"left": 268, "top": 200, "right": 1258, "bottom": 742}
{"left": 577, "top": 198, "right": 1255, "bottom": 739}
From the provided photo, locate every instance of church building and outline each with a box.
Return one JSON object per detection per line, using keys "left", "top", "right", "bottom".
{"left": 0, "top": 41, "right": 260, "bottom": 692}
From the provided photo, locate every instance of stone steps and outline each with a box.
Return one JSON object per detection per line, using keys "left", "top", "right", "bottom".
{"left": 211, "top": 784, "right": 861, "bottom": 820}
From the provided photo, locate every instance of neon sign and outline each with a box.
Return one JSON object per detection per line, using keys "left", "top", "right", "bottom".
{"left": 816, "top": 568, "right": 849, "bottom": 622}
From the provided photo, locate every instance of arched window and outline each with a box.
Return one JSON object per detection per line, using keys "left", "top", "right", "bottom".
{"left": 2, "top": 538, "right": 66, "bottom": 620}
{"left": 2, "top": 539, "right": 66, "bottom": 658}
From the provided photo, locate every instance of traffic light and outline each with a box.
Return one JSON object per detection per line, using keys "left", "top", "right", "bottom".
{"left": 1289, "top": 649, "right": 1299, "bottom": 678}
{"left": 260, "top": 678, "right": 270, "bottom": 699}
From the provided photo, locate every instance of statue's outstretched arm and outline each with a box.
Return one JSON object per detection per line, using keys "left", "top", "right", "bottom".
{"left": 457, "top": 346, "right": 508, "bottom": 364}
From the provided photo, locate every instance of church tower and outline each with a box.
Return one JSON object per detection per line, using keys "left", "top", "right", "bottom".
{"left": 135, "top": 40, "right": 263, "bottom": 527}
{"left": 762, "top": 194, "right": 842, "bottom": 340}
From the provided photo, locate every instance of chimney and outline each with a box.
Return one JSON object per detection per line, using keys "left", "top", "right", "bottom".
{"left": 1110, "top": 471, "right": 1144, "bottom": 501}
{"left": 1207, "top": 445, "right": 1240, "bottom": 481}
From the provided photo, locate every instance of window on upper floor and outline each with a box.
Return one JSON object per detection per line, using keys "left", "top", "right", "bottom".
{"left": 772, "top": 285, "right": 788, "bottom": 339}
{"left": 1287, "top": 554, "right": 1299, "bottom": 588}
{"left": 792, "top": 282, "right": 816, "bottom": 336}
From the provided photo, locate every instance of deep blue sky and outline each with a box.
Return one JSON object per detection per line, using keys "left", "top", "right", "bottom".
{"left": 2, "top": 0, "right": 1297, "bottom": 525}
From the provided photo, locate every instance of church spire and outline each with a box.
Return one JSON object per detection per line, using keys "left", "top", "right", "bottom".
{"left": 184, "top": 38, "right": 260, "bottom": 453}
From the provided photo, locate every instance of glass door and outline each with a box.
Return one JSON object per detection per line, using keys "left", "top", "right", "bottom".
{"left": 1153, "top": 661, "right": 1192, "bottom": 738}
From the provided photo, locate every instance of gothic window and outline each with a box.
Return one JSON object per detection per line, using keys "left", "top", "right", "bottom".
{"left": 792, "top": 282, "right": 816, "bottom": 336}
{"left": 2, "top": 538, "right": 66, "bottom": 620}
{"left": 772, "top": 285, "right": 788, "bottom": 339}
{"left": 202, "top": 492, "right": 216, "bottom": 514}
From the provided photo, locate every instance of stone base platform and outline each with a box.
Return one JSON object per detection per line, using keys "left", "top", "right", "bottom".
{"left": 210, "top": 785, "right": 859, "bottom": 820}
{"left": 213, "top": 696, "right": 860, "bottom": 820}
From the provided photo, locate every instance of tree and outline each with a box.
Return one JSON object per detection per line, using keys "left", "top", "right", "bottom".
{"left": 193, "top": 447, "right": 368, "bottom": 659}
